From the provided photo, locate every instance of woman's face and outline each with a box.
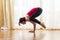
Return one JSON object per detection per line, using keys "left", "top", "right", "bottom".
{"left": 21, "top": 21, "right": 26, "bottom": 24}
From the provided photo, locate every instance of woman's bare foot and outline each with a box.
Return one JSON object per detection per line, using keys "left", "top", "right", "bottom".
{"left": 40, "top": 23, "right": 46, "bottom": 29}
{"left": 40, "top": 28, "right": 43, "bottom": 30}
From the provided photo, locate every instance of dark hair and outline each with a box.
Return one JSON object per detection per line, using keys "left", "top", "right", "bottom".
{"left": 18, "top": 17, "right": 26, "bottom": 25}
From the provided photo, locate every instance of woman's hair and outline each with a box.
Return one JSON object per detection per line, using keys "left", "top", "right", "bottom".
{"left": 18, "top": 17, "right": 26, "bottom": 25}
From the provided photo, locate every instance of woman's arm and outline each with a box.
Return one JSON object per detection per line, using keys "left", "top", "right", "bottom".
{"left": 30, "top": 21, "right": 36, "bottom": 32}
{"left": 25, "top": 15, "right": 30, "bottom": 21}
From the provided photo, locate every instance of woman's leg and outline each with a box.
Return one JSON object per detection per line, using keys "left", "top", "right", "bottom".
{"left": 30, "top": 8, "right": 46, "bottom": 29}
{"left": 30, "top": 8, "right": 42, "bottom": 24}
{"left": 30, "top": 8, "right": 42, "bottom": 18}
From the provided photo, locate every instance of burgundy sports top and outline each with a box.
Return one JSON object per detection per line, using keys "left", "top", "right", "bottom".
{"left": 27, "top": 8, "right": 38, "bottom": 16}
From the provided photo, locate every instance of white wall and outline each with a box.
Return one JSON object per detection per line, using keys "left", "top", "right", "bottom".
{"left": 54, "top": 0, "right": 60, "bottom": 28}
{"left": 42, "top": 0, "right": 60, "bottom": 28}
{"left": 42, "top": 0, "right": 55, "bottom": 28}
{"left": 14, "top": 0, "right": 60, "bottom": 29}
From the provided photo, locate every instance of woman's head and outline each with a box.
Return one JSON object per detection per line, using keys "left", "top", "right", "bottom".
{"left": 18, "top": 17, "right": 26, "bottom": 25}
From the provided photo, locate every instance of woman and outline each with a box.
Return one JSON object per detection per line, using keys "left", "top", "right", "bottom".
{"left": 18, "top": 7, "right": 46, "bottom": 33}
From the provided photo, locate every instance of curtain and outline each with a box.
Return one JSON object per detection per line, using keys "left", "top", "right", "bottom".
{"left": 0, "top": 0, "right": 4, "bottom": 27}
{"left": 6, "top": 0, "right": 14, "bottom": 29}
{"left": 13, "top": 0, "right": 41, "bottom": 29}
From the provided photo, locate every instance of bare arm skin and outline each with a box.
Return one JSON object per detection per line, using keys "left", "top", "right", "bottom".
{"left": 25, "top": 15, "right": 30, "bottom": 21}
{"left": 30, "top": 21, "right": 36, "bottom": 32}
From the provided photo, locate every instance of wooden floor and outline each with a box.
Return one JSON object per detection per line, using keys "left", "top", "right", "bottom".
{"left": 0, "top": 30, "right": 60, "bottom": 40}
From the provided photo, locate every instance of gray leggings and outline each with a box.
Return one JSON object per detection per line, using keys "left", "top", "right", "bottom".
{"left": 30, "top": 8, "right": 42, "bottom": 24}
